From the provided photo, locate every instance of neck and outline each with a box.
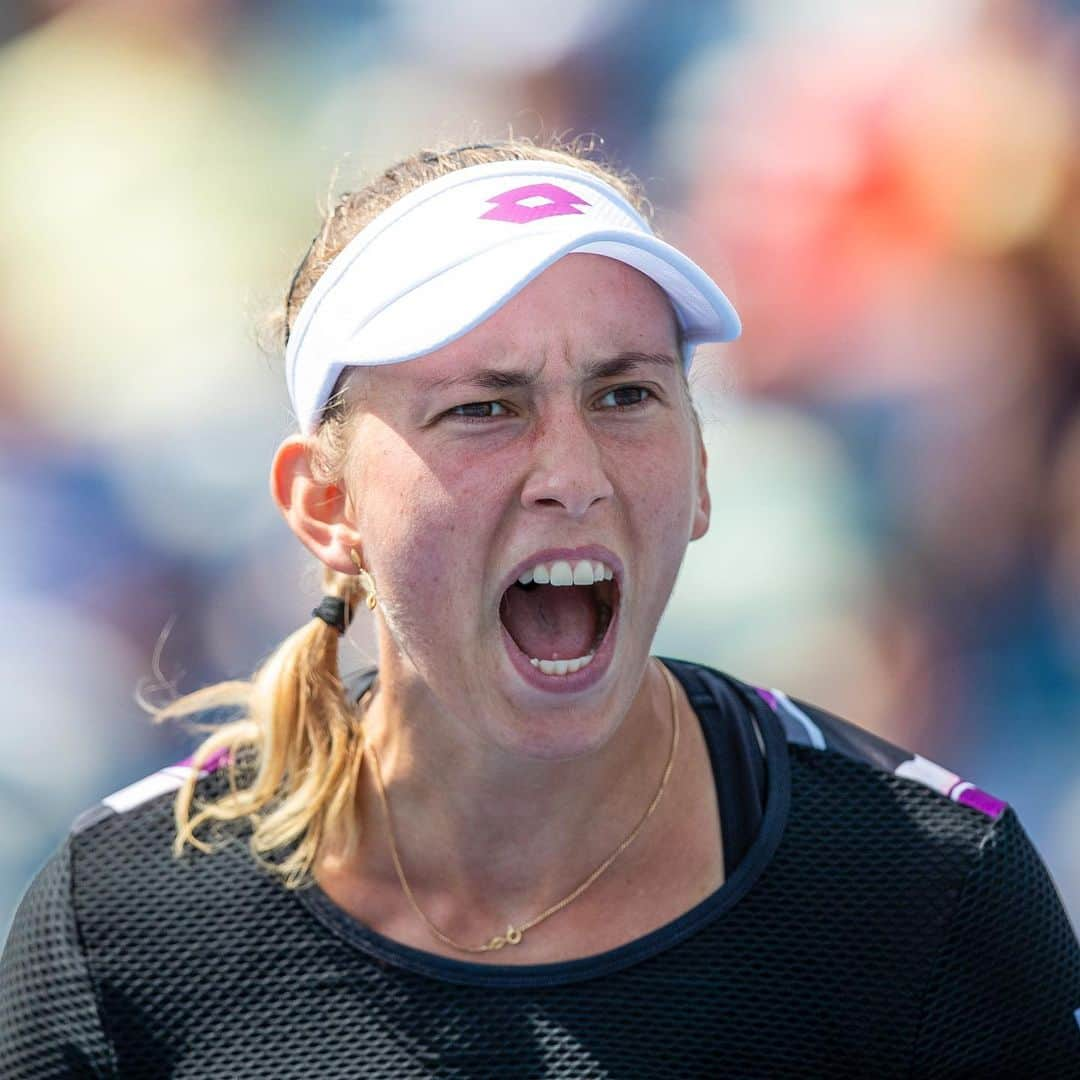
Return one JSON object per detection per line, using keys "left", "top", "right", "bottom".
{"left": 322, "top": 647, "right": 676, "bottom": 929}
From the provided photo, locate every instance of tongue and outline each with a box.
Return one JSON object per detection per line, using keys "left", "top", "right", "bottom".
{"left": 500, "top": 585, "right": 598, "bottom": 660}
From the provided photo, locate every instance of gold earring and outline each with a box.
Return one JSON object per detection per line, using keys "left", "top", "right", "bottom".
{"left": 350, "top": 548, "right": 378, "bottom": 610}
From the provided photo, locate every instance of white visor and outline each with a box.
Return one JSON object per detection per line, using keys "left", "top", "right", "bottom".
{"left": 285, "top": 159, "right": 741, "bottom": 434}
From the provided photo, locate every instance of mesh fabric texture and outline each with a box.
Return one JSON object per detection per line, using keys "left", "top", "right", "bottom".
{"left": 2, "top": 662, "right": 1077, "bottom": 1077}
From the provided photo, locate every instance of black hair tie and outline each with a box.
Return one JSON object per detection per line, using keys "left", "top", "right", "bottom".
{"left": 311, "top": 596, "right": 349, "bottom": 635}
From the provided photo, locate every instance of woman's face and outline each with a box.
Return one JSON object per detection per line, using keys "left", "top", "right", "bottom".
{"left": 342, "top": 253, "right": 710, "bottom": 758}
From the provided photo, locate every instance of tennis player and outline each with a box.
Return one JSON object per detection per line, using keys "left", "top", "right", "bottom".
{"left": 2, "top": 140, "right": 1078, "bottom": 1077}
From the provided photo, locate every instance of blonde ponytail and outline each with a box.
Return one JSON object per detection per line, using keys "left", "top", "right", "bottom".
{"left": 156, "top": 563, "right": 371, "bottom": 887}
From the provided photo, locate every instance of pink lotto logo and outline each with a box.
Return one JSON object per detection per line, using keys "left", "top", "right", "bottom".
{"left": 480, "top": 183, "right": 590, "bottom": 224}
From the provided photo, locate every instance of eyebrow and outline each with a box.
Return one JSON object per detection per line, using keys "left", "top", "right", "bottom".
{"left": 418, "top": 351, "right": 679, "bottom": 394}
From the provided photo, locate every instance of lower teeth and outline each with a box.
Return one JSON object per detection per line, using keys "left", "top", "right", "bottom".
{"left": 529, "top": 653, "right": 595, "bottom": 676}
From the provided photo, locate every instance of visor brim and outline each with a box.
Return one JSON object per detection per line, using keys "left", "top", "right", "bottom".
{"left": 301, "top": 227, "right": 740, "bottom": 432}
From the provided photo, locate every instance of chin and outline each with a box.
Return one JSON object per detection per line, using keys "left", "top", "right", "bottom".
{"left": 489, "top": 681, "right": 629, "bottom": 762}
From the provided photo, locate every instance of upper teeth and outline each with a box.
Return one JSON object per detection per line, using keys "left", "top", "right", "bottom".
{"left": 518, "top": 559, "right": 614, "bottom": 587}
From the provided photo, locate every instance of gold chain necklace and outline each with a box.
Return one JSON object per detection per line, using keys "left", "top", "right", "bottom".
{"left": 362, "top": 658, "right": 681, "bottom": 954}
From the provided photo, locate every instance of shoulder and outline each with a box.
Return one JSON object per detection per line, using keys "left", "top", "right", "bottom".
{"left": 748, "top": 678, "right": 1008, "bottom": 820}
{"left": 684, "top": 658, "right": 1008, "bottom": 821}
{"left": 70, "top": 745, "right": 234, "bottom": 838}
{"left": 54, "top": 747, "right": 294, "bottom": 982}
{"left": 1, "top": 751, "right": 239, "bottom": 1074}
{"left": 62, "top": 746, "right": 260, "bottom": 928}
{"left": 673, "top": 658, "right": 1015, "bottom": 873}
{"left": 680, "top": 659, "right": 1080, "bottom": 1065}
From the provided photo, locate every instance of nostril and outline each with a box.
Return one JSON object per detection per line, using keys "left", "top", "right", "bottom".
{"left": 520, "top": 441, "right": 615, "bottom": 516}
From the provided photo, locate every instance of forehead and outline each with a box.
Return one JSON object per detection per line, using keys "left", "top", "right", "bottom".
{"left": 378, "top": 253, "right": 681, "bottom": 387}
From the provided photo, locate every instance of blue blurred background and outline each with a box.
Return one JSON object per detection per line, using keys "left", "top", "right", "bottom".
{"left": 1, "top": 0, "right": 1077, "bottom": 935}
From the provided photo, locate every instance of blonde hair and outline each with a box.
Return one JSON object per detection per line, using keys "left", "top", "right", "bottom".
{"left": 158, "top": 136, "right": 654, "bottom": 889}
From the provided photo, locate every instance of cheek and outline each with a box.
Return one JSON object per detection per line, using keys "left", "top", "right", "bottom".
{"left": 627, "top": 436, "right": 697, "bottom": 534}
{"left": 619, "top": 438, "right": 699, "bottom": 611}
{"left": 357, "top": 449, "right": 507, "bottom": 631}
{"left": 369, "top": 484, "right": 457, "bottom": 612}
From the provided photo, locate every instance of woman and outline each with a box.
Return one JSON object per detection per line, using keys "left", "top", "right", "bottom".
{"left": 2, "top": 141, "right": 1077, "bottom": 1077}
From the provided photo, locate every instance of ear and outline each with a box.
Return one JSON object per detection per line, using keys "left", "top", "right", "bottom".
{"left": 269, "top": 436, "right": 362, "bottom": 575}
{"left": 690, "top": 430, "right": 711, "bottom": 542}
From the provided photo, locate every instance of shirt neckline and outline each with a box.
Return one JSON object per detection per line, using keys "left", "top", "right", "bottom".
{"left": 294, "top": 657, "right": 792, "bottom": 988}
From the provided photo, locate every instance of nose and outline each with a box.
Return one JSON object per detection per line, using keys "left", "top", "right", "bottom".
{"left": 520, "top": 406, "right": 615, "bottom": 520}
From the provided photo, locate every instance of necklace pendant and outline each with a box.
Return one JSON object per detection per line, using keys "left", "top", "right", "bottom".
{"left": 484, "top": 924, "right": 522, "bottom": 951}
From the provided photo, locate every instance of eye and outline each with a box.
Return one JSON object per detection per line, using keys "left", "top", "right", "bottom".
{"left": 596, "top": 385, "right": 654, "bottom": 411}
{"left": 446, "top": 400, "right": 510, "bottom": 422}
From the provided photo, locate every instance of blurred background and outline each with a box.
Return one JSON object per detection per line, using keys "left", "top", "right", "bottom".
{"left": 1, "top": 0, "right": 1077, "bottom": 935}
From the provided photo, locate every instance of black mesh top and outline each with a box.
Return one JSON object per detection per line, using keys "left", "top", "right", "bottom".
{"left": 2, "top": 658, "right": 1078, "bottom": 1078}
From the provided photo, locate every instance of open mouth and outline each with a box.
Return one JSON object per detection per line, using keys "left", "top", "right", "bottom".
{"left": 499, "top": 558, "right": 620, "bottom": 677}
